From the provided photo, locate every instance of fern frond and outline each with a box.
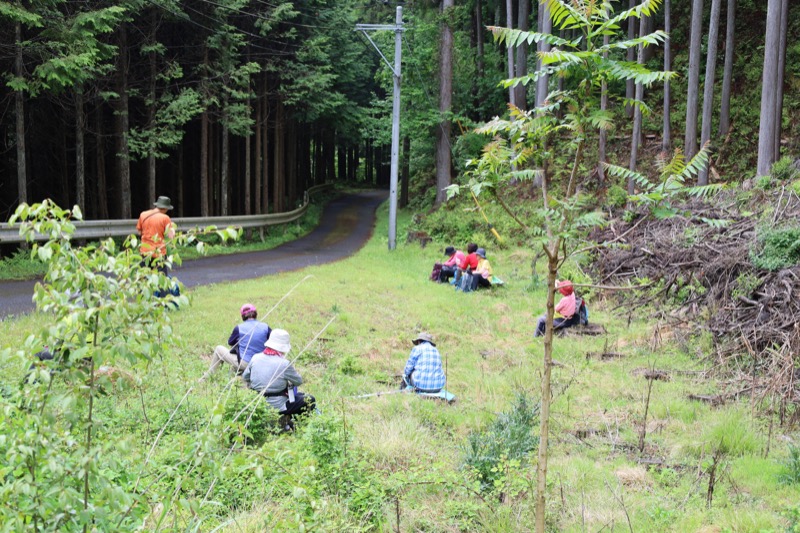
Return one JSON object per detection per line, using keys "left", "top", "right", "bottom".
{"left": 604, "top": 162, "right": 647, "bottom": 187}
{"left": 605, "top": 60, "right": 674, "bottom": 85}
{"left": 511, "top": 169, "right": 545, "bottom": 182}
{"left": 543, "top": 0, "right": 589, "bottom": 30}
{"left": 684, "top": 183, "right": 725, "bottom": 198}
{"left": 488, "top": 27, "right": 570, "bottom": 48}
{"left": 679, "top": 143, "right": 711, "bottom": 181}
{"left": 602, "top": 0, "right": 664, "bottom": 32}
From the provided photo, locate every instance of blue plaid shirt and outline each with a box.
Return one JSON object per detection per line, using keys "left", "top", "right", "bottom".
{"left": 403, "top": 342, "right": 446, "bottom": 392}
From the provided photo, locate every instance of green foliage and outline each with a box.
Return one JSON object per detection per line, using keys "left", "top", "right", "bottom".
{"left": 781, "top": 445, "right": 800, "bottom": 485}
{"left": 771, "top": 157, "right": 800, "bottom": 182}
{"left": 0, "top": 200, "right": 187, "bottom": 531}
{"left": 750, "top": 226, "right": 800, "bottom": 271}
{"left": 694, "top": 409, "right": 763, "bottom": 458}
{"left": 606, "top": 146, "right": 724, "bottom": 219}
{"left": 756, "top": 175, "right": 775, "bottom": 190}
{"left": 0, "top": 199, "right": 246, "bottom": 531}
{"left": 223, "top": 391, "right": 279, "bottom": 447}
{"left": 731, "top": 271, "right": 762, "bottom": 300}
{"left": 607, "top": 185, "right": 628, "bottom": 208}
{"left": 462, "top": 393, "right": 540, "bottom": 493}
{"left": 337, "top": 353, "right": 364, "bottom": 376}
{"left": 300, "top": 413, "right": 387, "bottom": 528}
{"left": 785, "top": 505, "right": 800, "bottom": 533}
{"left": 0, "top": 249, "right": 48, "bottom": 280}
{"left": 128, "top": 88, "right": 204, "bottom": 160}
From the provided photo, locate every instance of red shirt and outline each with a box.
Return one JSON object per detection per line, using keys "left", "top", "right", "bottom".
{"left": 460, "top": 253, "right": 479, "bottom": 270}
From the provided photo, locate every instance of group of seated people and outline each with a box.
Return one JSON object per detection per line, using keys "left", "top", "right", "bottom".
{"left": 206, "top": 304, "right": 449, "bottom": 427}
{"left": 203, "top": 303, "right": 315, "bottom": 430}
{"left": 433, "top": 243, "right": 493, "bottom": 292}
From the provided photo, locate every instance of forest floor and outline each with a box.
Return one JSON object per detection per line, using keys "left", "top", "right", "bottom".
{"left": 1, "top": 202, "right": 799, "bottom": 531}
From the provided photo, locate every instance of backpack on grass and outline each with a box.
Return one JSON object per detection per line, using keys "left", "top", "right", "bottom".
{"left": 430, "top": 262, "right": 443, "bottom": 282}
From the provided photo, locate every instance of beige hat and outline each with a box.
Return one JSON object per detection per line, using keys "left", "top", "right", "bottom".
{"left": 265, "top": 329, "right": 291, "bottom": 354}
{"left": 412, "top": 332, "right": 435, "bottom": 346}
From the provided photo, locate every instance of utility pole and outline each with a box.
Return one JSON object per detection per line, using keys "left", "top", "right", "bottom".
{"left": 356, "top": 7, "right": 404, "bottom": 250}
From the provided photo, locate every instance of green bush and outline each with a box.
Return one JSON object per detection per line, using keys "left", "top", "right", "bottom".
{"left": 770, "top": 156, "right": 799, "bottom": 182}
{"left": 755, "top": 175, "right": 774, "bottom": 190}
{"left": 780, "top": 444, "right": 800, "bottom": 485}
{"left": 607, "top": 184, "right": 628, "bottom": 208}
{"left": 301, "top": 414, "right": 387, "bottom": 527}
{"left": 223, "top": 392, "right": 279, "bottom": 447}
{"left": 461, "top": 393, "right": 540, "bottom": 492}
{"left": 750, "top": 226, "right": 800, "bottom": 271}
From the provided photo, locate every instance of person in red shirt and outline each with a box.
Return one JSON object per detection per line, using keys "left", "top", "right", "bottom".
{"left": 452, "top": 243, "right": 479, "bottom": 288}
{"left": 534, "top": 280, "right": 579, "bottom": 337}
{"left": 137, "top": 196, "right": 175, "bottom": 273}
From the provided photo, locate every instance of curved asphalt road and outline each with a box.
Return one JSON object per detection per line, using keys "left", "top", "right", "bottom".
{"left": 0, "top": 190, "right": 387, "bottom": 319}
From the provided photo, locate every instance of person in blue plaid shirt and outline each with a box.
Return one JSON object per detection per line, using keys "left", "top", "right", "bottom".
{"left": 402, "top": 332, "right": 446, "bottom": 393}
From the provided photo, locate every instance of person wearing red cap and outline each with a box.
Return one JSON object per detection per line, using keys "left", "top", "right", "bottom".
{"left": 534, "top": 280, "right": 580, "bottom": 337}
{"left": 202, "top": 303, "right": 272, "bottom": 378}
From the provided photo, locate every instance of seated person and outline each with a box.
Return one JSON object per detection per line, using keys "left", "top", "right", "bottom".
{"left": 534, "top": 280, "right": 580, "bottom": 337}
{"left": 464, "top": 247, "right": 493, "bottom": 291}
{"left": 243, "top": 329, "right": 315, "bottom": 425}
{"left": 438, "top": 246, "right": 465, "bottom": 283}
{"left": 402, "top": 332, "right": 446, "bottom": 393}
{"left": 455, "top": 243, "right": 479, "bottom": 286}
{"left": 204, "top": 303, "right": 271, "bottom": 377}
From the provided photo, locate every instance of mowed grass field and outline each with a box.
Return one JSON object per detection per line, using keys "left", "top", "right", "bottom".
{"left": 1, "top": 202, "right": 799, "bottom": 532}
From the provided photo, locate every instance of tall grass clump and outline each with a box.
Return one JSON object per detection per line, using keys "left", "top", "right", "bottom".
{"left": 781, "top": 445, "right": 800, "bottom": 485}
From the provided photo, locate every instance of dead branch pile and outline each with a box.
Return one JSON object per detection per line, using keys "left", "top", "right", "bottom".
{"left": 590, "top": 188, "right": 800, "bottom": 367}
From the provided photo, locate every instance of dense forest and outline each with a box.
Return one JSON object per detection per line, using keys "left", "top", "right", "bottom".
{"left": 0, "top": 0, "right": 797, "bottom": 221}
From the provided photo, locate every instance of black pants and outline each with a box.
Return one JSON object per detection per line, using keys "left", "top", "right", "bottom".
{"left": 439, "top": 265, "right": 457, "bottom": 282}
{"left": 534, "top": 313, "right": 580, "bottom": 337}
{"left": 280, "top": 392, "right": 316, "bottom": 418}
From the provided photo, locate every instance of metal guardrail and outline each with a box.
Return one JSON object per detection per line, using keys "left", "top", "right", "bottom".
{"left": 0, "top": 183, "right": 333, "bottom": 244}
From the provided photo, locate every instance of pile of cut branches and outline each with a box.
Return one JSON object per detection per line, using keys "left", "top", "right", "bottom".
{"left": 590, "top": 188, "right": 800, "bottom": 366}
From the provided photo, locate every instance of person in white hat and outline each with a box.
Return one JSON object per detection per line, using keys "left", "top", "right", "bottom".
{"left": 242, "top": 329, "right": 315, "bottom": 427}
{"left": 202, "top": 303, "right": 272, "bottom": 379}
{"left": 402, "top": 332, "right": 446, "bottom": 393}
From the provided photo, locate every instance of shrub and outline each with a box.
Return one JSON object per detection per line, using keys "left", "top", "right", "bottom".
{"left": 461, "top": 393, "right": 540, "bottom": 492}
{"left": 750, "top": 226, "right": 800, "bottom": 271}
{"left": 770, "top": 156, "right": 800, "bottom": 182}
{"left": 223, "top": 391, "right": 279, "bottom": 447}
{"left": 756, "top": 175, "right": 774, "bottom": 190}
{"left": 301, "top": 414, "right": 387, "bottom": 527}
{"left": 607, "top": 184, "right": 628, "bottom": 208}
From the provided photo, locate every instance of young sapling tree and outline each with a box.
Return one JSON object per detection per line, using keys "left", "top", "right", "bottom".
{"left": 449, "top": 2, "right": 672, "bottom": 530}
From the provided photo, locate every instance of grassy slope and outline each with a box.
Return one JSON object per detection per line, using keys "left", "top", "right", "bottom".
{"left": 1, "top": 202, "right": 798, "bottom": 532}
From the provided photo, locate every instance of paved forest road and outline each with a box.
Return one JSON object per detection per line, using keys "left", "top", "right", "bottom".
{"left": 0, "top": 190, "right": 387, "bottom": 319}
